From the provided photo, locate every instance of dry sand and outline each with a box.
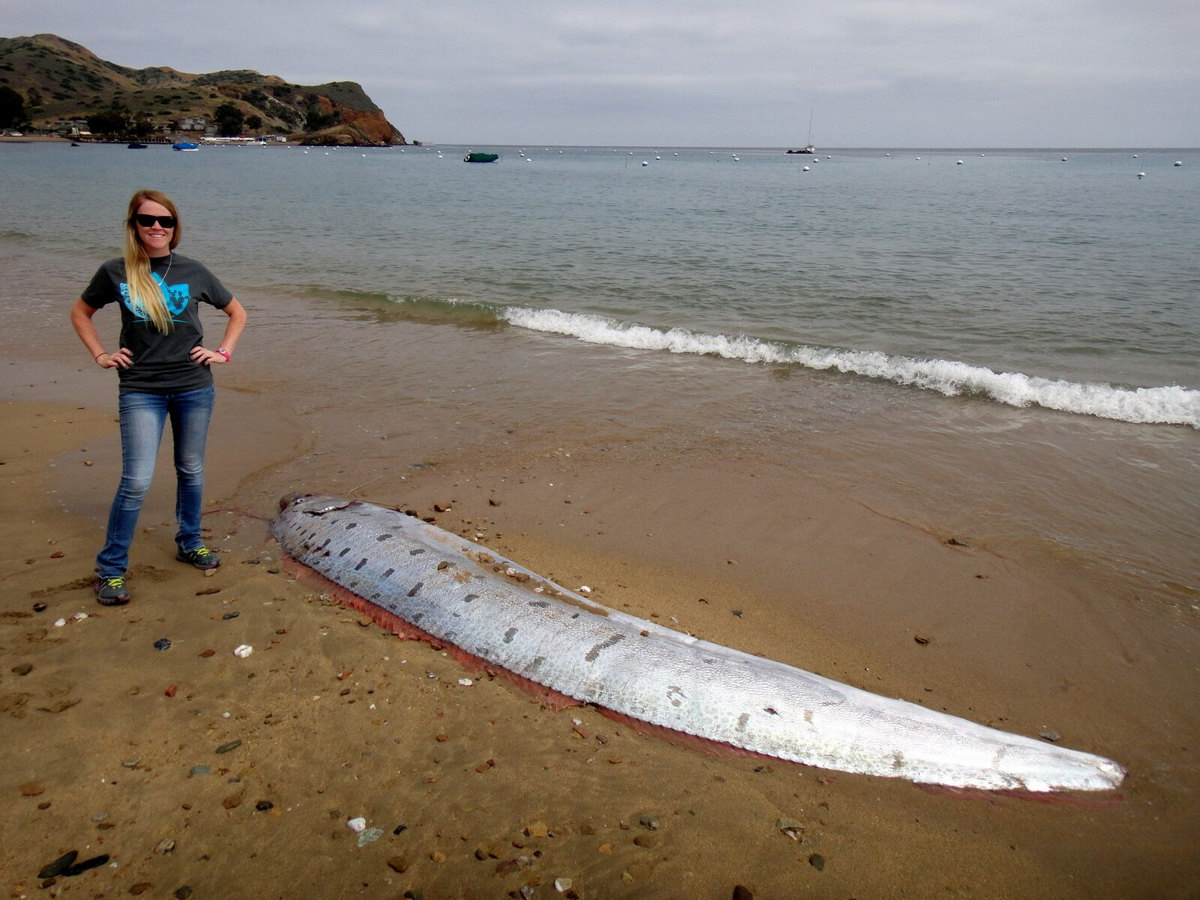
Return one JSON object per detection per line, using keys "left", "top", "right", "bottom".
{"left": 2, "top": 326, "right": 1199, "bottom": 899}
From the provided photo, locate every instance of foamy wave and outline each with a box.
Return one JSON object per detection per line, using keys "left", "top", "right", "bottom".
{"left": 501, "top": 307, "right": 1200, "bottom": 428}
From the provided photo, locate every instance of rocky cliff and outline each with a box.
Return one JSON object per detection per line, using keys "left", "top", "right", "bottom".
{"left": 0, "top": 33, "right": 405, "bottom": 145}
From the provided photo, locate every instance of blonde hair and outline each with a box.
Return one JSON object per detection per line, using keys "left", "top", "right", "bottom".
{"left": 123, "top": 190, "right": 182, "bottom": 333}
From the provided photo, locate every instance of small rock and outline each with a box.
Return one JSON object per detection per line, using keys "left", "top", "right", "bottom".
{"left": 51, "top": 550, "right": 65, "bottom": 559}
{"left": 732, "top": 886, "right": 754, "bottom": 900}
{"left": 12, "top": 663, "right": 33, "bottom": 676}
{"left": 430, "top": 850, "right": 446, "bottom": 863}
{"left": 808, "top": 853, "right": 826, "bottom": 871}
{"left": 1039, "top": 731, "right": 1061, "bottom": 743}
{"left": 233, "top": 644, "right": 253, "bottom": 658}
{"left": 914, "top": 635, "right": 930, "bottom": 645}
{"left": 222, "top": 611, "right": 240, "bottom": 620}
{"left": 633, "top": 834, "right": 659, "bottom": 849}
{"left": 54, "top": 617, "right": 67, "bottom": 627}
{"left": 554, "top": 878, "right": 573, "bottom": 893}
{"left": 164, "top": 684, "right": 177, "bottom": 697}
{"left": 638, "top": 814, "right": 659, "bottom": 830}
{"left": 130, "top": 882, "right": 153, "bottom": 895}
{"left": 153, "top": 638, "right": 172, "bottom": 651}
{"left": 38, "top": 851, "right": 78, "bottom": 879}
{"left": 174, "top": 887, "right": 194, "bottom": 900}
{"left": 386, "top": 856, "right": 408, "bottom": 873}
{"left": 597, "top": 843, "right": 613, "bottom": 855}
{"left": 222, "top": 794, "right": 242, "bottom": 809}
{"left": 347, "top": 816, "right": 367, "bottom": 832}
{"left": 33, "top": 602, "right": 48, "bottom": 612}
{"left": 122, "top": 758, "right": 140, "bottom": 768}
{"left": 216, "top": 740, "right": 242, "bottom": 754}
{"left": 189, "top": 765, "right": 211, "bottom": 777}
{"left": 154, "top": 838, "right": 176, "bottom": 855}
{"left": 254, "top": 800, "right": 274, "bottom": 811}
{"left": 199, "top": 649, "right": 216, "bottom": 658}
{"left": 525, "top": 821, "right": 550, "bottom": 838}
{"left": 458, "top": 678, "right": 473, "bottom": 686}
{"left": 267, "top": 567, "right": 280, "bottom": 574}
{"left": 393, "top": 824, "right": 407, "bottom": 835}
{"left": 777, "top": 817, "right": 804, "bottom": 839}
{"left": 20, "top": 782, "right": 44, "bottom": 797}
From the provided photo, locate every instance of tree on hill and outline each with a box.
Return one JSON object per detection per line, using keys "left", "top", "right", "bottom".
{"left": 213, "top": 102, "right": 244, "bottom": 136}
{"left": 87, "top": 100, "right": 131, "bottom": 136}
{"left": 0, "top": 86, "right": 27, "bottom": 128}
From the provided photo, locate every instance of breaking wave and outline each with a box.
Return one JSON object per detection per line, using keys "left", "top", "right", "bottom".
{"left": 385, "top": 297, "right": 1200, "bottom": 428}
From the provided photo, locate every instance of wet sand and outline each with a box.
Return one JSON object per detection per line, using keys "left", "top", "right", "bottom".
{"left": 2, "top": 281, "right": 1199, "bottom": 898}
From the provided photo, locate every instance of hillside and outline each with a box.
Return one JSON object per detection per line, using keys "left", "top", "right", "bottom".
{"left": 0, "top": 33, "right": 406, "bottom": 145}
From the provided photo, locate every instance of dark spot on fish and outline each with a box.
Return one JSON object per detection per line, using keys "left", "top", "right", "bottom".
{"left": 528, "top": 656, "right": 545, "bottom": 671}
{"left": 892, "top": 752, "right": 906, "bottom": 769}
{"left": 371, "top": 593, "right": 381, "bottom": 600}
{"left": 462, "top": 593, "right": 478, "bottom": 603}
{"left": 411, "top": 613, "right": 424, "bottom": 623}
{"left": 345, "top": 523, "right": 357, "bottom": 529}
{"left": 504, "top": 627, "right": 519, "bottom": 644}
{"left": 529, "top": 600, "right": 550, "bottom": 608}
{"left": 410, "top": 549, "right": 425, "bottom": 556}
{"left": 319, "top": 538, "right": 331, "bottom": 550}
{"left": 355, "top": 558, "right": 368, "bottom": 571}
{"left": 585, "top": 632, "right": 625, "bottom": 662}
{"left": 377, "top": 534, "right": 393, "bottom": 541}
{"left": 737, "top": 713, "right": 750, "bottom": 731}
{"left": 407, "top": 582, "right": 423, "bottom": 598}
{"left": 339, "top": 547, "right": 350, "bottom": 557}
{"left": 349, "top": 580, "right": 358, "bottom": 588}
{"left": 764, "top": 707, "right": 779, "bottom": 716}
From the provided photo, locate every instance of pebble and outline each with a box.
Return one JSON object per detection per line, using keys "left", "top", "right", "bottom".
{"left": 633, "top": 833, "right": 659, "bottom": 849}
{"left": 222, "top": 611, "right": 240, "bottom": 620}
{"left": 347, "top": 816, "right": 367, "bottom": 832}
{"left": 154, "top": 838, "right": 176, "bottom": 855}
{"left": 578, "top": 585, "right": 591, "bottom": 593}
{"left": 458, "top": 678, "right": 473, "bottom": 686}
{"left": 20, "top": 782, "right": 44, "bottom": 796}
{"left": 164, "top": 684, "right": 178, "bottom": 697}
{"left": 732, "top": 886, "right": 754, "bottom": 900}
{"left": 1039, "top": 731, "right": 1061, "bottom": 743}
{"left": 54, "top": 618, "right": 67, "bottom": 627}
{"left": 199, "top": 649, "right": 216, "bottom": 658}
{"left": 72, "top": 611, "right": 88, "bottom": 621}
{"left": 38, "top": 851, "right": 78, "bottom": 879}
{"left": 12, "top": 662, "right": 33, "bottom": 676}
{"left": 808, "top": 853, "right": 826, "bottom": 871}
{"left": 777, "top": 817, "right": 803, "bottom": 839}
{"left": 525, "top": 821, "right": 550, "bottom": 838}
{"left": 33, "top": 602, "right": 47, "bottom": 612}
{"left": 174, "top": 887, "right": 194, "bottom": 900}
{"left": 130, "top": 881, "right": 153, "bottom": 894}
{"left": 189, "top": 765, "right": 211, "bottom": 777}
{"left": 255, "top": 800, "right": 274, "bottom": 811}
{"left": 638, "top": 814, "right": 659, "bottom": 830}
{"left": 122, "top": 758, "right": 140, "bottom": 768}
{"left": 233, "top": 644, "right": 253, "bottom": 658}
{"left": 386, "top": 856, "right": 408, "bottom": 873}
{"left": 216, "top": 740, "right": 242, "bottom": 754}
{"left": 153, "top": 638, "right": 172, "bottom": 651}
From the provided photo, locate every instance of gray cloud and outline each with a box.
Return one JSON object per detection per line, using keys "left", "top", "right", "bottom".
{"left": 6, "top": 0, "right": 1198, "bottom": 145}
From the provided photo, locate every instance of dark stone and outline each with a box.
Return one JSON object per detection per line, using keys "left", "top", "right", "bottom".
{"left": 12, "top": 662, "right": 33, "bottom": 676}
{"left": 174, "top": 887, "right": 194, "bottom": 899}
{"left": 255, "top": 800, "right": 274, "bottom": 811}
{"left": 732, "top": 887, "right": 754, "bottom": 900}
{"left": 393, "top": 824, "right": 407, "bottom": 835}
{"left": 33, "top": 602, "right": 48, "bottom": 612}
{"left": 153, "top": 638, "right": 172, "bottom": 651}
{"left": 222, "top": 611, "right": 239, "bottom": 620}
{"left": 215, "top": 740, "right": 242, "bottom": 754}
{"left": 808, "top": 853, "right": 825, "bottom": 871}
{"left": 37, "top": 850, "right": 78, "bottom": 879}
{"left": 62, "top": 854, "right": 110, "bottom": 876}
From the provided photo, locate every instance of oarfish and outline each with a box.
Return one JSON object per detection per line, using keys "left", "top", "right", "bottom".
{"left": 272, "top": 494, "right": 1125, "bottom": 792}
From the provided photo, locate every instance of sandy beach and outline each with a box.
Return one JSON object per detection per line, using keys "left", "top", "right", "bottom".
{"left": 2, "top": 265, "right": 1198, "bottom": 899}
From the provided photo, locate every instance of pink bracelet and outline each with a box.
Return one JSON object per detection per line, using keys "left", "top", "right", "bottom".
{"left": 216, "top": 348, "right": 231, "bottom": 362}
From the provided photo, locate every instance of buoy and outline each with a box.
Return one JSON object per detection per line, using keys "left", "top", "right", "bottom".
{"left": 655, "top": 155, "right": 661, "bottom": 160}
{"left": 915, "top": 156, "right": 921, "bottom": 160}
{"left": 802, "top": 166, "right": 810, "bottom": 172}
{"left": 957, "top": 160, "right": 963, "bottom": 165}
{"left": 1062, "top": 157, "right": 1068, "bottom": 161}
{"left": 1137, "top": 171, "right": 1145, "bottom": 179}
{"left": 642, "top": 160, "right": 648, "bottom": 166}
{"left": 1175, "top": 161, "right": 1183, "bottom": 167}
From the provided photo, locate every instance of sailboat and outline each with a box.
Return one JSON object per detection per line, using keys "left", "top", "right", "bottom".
{"left": 786, "top": 108, "right": 816, "bottom": 154}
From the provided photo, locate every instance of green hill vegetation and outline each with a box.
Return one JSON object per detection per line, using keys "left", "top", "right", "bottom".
{"left": 0, "top": 33, "right": 406, "bottom": 145}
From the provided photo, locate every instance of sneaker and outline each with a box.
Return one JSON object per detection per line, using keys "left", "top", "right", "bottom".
{"left": 176, "top": 546, "right": 220, "bottom": 570}
{"left": 95, "top": 576, "right": 131, "bottom": 606}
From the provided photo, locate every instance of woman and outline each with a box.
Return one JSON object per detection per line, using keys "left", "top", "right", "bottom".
{"left": 70, "top": 189, "right": 247, "bottom": 606}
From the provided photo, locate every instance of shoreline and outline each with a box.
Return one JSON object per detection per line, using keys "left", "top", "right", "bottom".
{"left": 3, "top": 281, "right": 1199, "bottom": 895}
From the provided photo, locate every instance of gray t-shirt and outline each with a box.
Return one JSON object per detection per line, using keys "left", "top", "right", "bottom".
{"left": 82, "top": 253, "right": 234, "bottom": 394}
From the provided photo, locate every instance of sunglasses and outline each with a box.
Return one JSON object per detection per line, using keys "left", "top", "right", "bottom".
{"left": 132, "top": 213, "right": 177, "bottom": 228}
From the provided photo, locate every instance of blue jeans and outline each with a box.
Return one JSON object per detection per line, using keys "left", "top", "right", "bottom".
{"left": 96, "top": 385, "right": 215, "bottom": 578}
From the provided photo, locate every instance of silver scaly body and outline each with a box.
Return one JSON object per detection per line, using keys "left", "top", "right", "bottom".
{"left": 272, "top": 494, "right": 1125, "bottom": 792}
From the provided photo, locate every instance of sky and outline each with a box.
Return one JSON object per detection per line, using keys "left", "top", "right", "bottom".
{"left": 6, "top": 0, "right": 1199, "bottom": 147}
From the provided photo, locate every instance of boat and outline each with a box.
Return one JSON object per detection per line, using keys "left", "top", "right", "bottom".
{"left": 463, "top": 151, "right": 499, "bottom": 163}
{"left": 786, "top": 108, "right": 817, "bottom": 154}
{"left": 127, "top": 142, "right": 148, "bottom": 149}
{"left": 172, "top": 141, "right": 200, "bottom": 152}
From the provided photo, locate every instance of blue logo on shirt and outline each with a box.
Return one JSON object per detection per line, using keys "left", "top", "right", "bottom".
{"left": 119, "top": 274, "right": 190, "bottom": 321}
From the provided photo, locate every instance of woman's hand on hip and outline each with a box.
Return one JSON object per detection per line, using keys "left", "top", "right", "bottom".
{"left": 190, "top": 346, "right": 228, "bottom": 366}
{"left": 98, "top": 348, "right": 133, "bottom": 369}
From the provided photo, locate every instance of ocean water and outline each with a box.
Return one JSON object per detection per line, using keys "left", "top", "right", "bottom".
{"left": 3, "top": 141, "right": 1198, "bottom": 595}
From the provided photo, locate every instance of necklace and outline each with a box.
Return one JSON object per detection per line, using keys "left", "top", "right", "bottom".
{"left": 160, "top": 252, "right": 173, "bottom": 283}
